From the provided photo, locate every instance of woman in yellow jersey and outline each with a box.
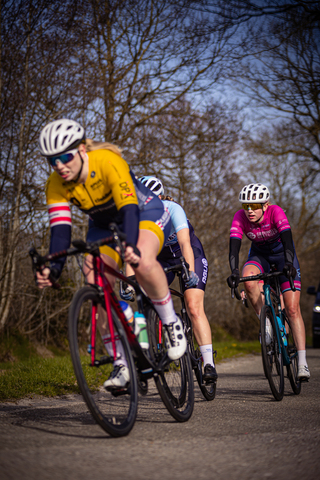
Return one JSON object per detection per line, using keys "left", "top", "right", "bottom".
{"left": 36, "top": 119, "right": 187, "bottom": 389}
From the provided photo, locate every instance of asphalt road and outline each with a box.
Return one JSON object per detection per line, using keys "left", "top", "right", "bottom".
{"left": 1, "top": 349, "right": 319, "bottom": 480}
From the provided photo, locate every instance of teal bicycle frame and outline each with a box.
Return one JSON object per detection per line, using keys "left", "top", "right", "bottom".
{"left": 263, "top": 280, "right": 292, "bottom": 368}
{"left": 236, "top": 267, "right": 301, "bottom": 400}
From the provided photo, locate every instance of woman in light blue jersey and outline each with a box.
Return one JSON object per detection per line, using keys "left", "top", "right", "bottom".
{"left": 138, "top": 176, "right": 218, "bottom": 384}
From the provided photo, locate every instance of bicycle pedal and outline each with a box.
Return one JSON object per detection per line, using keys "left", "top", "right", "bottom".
{"left": 202, "top": 379, "right": 216, "bottom": 385}
{"left": 105, "top": 382, "right": 130, "bottom": 396}
{"left": 299, "top": 377, "right": 309, "bottom": 383}
{"left": 108, "top": 386, "right": 131, "bottom": 397}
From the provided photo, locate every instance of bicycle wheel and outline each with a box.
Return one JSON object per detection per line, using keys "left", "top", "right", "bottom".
{"left": 285, "top": 315, "right": 301, "bottom": 395}
{"left": 147, "top": 308, "right": 194, "bottom": 422}
{"left": 186, "top": 318, "right": 216, "bottom": 401}
{"left": 260, "top": 305, "right": 284, "bottom": 401}
{"left": 68, "top": 286, "right": 138, "bottom": 437}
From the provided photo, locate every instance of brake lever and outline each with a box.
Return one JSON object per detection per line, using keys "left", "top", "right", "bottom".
{"left": 289, "top": 276, "right": 296, "bottom": 292}
{"left": 234, "top": 287, "right": 241, "bottom": 300}
{"left": 48, "top": 272, "right": 61, "bottom": 290}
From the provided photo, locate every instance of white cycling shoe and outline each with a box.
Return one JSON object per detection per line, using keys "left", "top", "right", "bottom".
{"left": 104, "top": 364, "right": 130, "bottom": 390}
{"left": 163, "top": 316, "right": 187, "bottom": 361}
{"left": 297, "top": 365, "right": 310, "bottom": 382}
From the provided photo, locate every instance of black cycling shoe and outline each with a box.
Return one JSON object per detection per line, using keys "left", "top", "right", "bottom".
{"left": 203, "top": 364, "right": 218, "bottom": 383}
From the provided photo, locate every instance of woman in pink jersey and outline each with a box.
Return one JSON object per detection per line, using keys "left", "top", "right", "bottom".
{"left": 227, "top": 183, "right": 310, "bottom": 381}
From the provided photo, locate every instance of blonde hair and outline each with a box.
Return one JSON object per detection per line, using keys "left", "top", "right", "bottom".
{"left": 160, "top": 194, "right": 178, "bottom": 203}
{"left": 85, "top": 138, "right": 123, "bottom": 157}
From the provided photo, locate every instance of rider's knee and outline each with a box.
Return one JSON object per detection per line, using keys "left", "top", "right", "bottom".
{"left": 186, "top": 297, "right": 203, "bottom": 321}
{"left": 285, "top": 304, "right": 301, "bottom": 318}
{"left": 136, "top": 256, "right": 156, "bottom": 277}
{"left": 244, "top": 281, "right": 258, "bottom": 295}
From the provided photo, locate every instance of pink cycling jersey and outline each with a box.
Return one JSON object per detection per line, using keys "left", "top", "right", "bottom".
{"left": 230, "top": 205, "right": 291, "bottom": 247}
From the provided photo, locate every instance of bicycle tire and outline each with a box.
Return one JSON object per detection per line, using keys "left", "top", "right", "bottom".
{"left": 284, "top": 314, "right": 301, "bottom": 395}
{"left": 68, "top": 285, "right": 138, "bottom": 437}
{"left": 260, "top": 305, "right": 284, "bottom": 401}
{"left": 147, "top": 308, "right": 194, "bottom": 422}
{"left": 186, "top": 319, "right": 216, "bottom": 401}
{"left": 193, "top": 347, "right": 216, "bottom": 401}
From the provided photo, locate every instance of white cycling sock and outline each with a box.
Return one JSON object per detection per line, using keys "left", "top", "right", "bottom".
{"left": 102, "top": 334, "right": 128, "bottom": 368}
{"left": 200, "top": 344, "right": 215, "bottom": 368}
{"left": 297, "top": 350, "right": 308, "bottom": 368}
{"left": 150, "top": 291, "right": 176, "bottom": 325}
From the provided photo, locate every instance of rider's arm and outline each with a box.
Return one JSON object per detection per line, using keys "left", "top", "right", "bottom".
{"left": 119, "top": 203, "right": 140, "bottom": 246}
{"left": 46, "top": 175, "right": 72, "bottom": 279}
{"left": 229, "top": 237, "right": 241, "bottom": 272}
{"left": 229, "top": 210, "right": 244, "bottom": 273}
{"left": 273, "top": 206, "right": 295, "bottom": 266}
{"left": 176, "top": 228, "right": 195, "bottom": 272}
{"left": 49, "top": 224, "right": 71, "bottom": 279}
{"left": 279, "top": 229, "right": 295, "bottom": 265}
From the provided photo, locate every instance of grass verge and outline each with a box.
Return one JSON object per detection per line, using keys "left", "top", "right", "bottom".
{"left": 0, "top": 333, "right": 261, "bottom": 402}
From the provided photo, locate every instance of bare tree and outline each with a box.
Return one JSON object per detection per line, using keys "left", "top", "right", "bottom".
{"left": 0, "top": 0, "right": 83, "bottom": 332}
{"left": 75, "top": 0, "right": 239, "bottom": 142}
{"left": 0, "top": 0, "right": 246, "bottom": 338}
{"left": 227, "top": 2, "right": 320, "bottom": 185}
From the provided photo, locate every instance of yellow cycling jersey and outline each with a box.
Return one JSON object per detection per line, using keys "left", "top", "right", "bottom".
{"left": 45, "top": 149, "right": 138, "bottom": 229}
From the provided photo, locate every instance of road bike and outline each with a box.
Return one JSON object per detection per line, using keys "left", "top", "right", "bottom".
{"left": 29, "top": 226, "right": 194, "bottom": 437}
{"left": 163, "top": 257, "right": 217, "bottom": 401}
{"left": 232, "top": 267, "right": 301, "bottom": 401}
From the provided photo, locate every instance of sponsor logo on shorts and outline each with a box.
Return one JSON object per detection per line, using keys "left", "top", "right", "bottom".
{"left": 202, "top": 258, "right": 208, "bottom": 284}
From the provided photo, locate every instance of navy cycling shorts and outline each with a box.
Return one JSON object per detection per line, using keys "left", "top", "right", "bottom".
{"left": 244, "top": 244, "right": 301, "bottom": 293}
{"left": 157, "top": 243, "right": 208, "bottom": 292}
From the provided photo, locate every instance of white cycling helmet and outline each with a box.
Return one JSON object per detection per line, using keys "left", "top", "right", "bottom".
{"left": 39, "top": 119, "right": 85, "bottom": 156}
{"left": 239, "top": 183, "right": 270, "bottom": 203}
{"left": 139, "top": 176, "right": 164, "bottom": 195}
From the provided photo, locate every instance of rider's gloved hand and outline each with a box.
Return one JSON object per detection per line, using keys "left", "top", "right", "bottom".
{"left": 283, "top": 263, "right": 296, "bottom": 279}
{"left": 183, "top": 271, "right": 199, "bottom": 288}
{"left": 120, "top": 284, "right": 135, "bottom": 301}
{"left": 227, "top": 269, "right": 240, "bottom": 289}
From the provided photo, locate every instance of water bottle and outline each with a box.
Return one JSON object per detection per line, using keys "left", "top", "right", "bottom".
{"left": 119, "top": 301, "right": 138, "bottom": 335}
{"left": 134, "top": 312, "right": 149, "bottom": 349}
{"left": 276, "top": 315, "right": 287, "bottom": 346}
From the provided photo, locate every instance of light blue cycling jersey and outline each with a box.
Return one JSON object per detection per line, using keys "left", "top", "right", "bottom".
{"left": 163, "top": 200, "right": 189, "bottom": 246}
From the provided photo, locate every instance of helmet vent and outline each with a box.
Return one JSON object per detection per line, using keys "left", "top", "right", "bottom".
{"left": 238, "top": 183, "right": 270, "bottom": 204}
{"left": 38, "top": 119, "right": 85, "bottom": 156}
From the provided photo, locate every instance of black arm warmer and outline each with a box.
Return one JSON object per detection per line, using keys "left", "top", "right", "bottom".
{"left": 49, "top": 224, "right": 72, "bottom": 278}
{"left": 120, "top": 203, "right": 140, "bottom": 246}
{"left": 280, "top": 229, "right": 295, "bottom": 264}
{"left": 229, "top": 237, "right": 241, "bottom": 272}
